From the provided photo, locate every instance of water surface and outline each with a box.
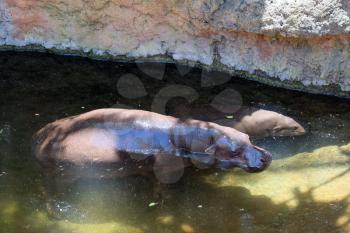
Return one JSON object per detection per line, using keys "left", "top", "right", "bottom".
{"left": 0, "top": 51, "right": 349, "bottom": 233}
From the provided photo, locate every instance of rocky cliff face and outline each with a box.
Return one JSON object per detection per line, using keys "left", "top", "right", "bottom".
{"left": 1, "top": 0, "right": 350, "bottom": 96}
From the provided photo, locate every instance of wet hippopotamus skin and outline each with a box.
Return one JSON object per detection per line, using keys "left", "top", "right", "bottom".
{"left": 170, "top": 105, "right": 306, "bottom": 138}
{"left": 213, "top": 108, "right": 306, "bottom": 138}
{"left": 33, "top": 108, "right": 272, "bottom": 185}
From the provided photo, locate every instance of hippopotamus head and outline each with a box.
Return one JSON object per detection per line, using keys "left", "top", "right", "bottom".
{"left": 208, "top": 135, "right": 272, "bottom": 173}
{"left": 271, "top": 115, "right": 306, "bottom": 137}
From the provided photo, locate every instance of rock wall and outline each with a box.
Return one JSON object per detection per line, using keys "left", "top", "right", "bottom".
{"left": 1, "top": 0, "right": 350, "bottom": 97}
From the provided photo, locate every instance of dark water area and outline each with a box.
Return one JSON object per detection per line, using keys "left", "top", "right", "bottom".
{"left": 0, "top": 51, "right": 349, "bottom": 233}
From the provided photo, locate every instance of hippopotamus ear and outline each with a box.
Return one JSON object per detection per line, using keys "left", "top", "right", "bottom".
{"left": 204, "top": 144, "right": 216, "bottom": 155}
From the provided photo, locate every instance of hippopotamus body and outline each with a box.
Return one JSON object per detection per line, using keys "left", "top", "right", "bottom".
{"left": 212, "top": 108, "right": 306, "bottom": 138}
{"left": 170, "top": 105, "right": 306, "bottom": 138}
{"left": 33, "top": 108, "right": 272, "bottom": 186}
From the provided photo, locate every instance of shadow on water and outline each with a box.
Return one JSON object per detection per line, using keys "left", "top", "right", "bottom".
{"left": 0, "top": 169, "right": 349, "bottom": 233}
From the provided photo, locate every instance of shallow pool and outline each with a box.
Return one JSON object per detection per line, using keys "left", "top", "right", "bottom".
{"left": 0, "top": 51, "right": 349, "bottom": 233}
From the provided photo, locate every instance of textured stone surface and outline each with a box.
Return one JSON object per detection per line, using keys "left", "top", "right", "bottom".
{"left": 1, "top": 0, "right": 350, "bottom": 95}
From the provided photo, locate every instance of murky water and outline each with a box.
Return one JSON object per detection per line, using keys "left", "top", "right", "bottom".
{"left": 0, "top": 51, "right": 349, "bottom": 233}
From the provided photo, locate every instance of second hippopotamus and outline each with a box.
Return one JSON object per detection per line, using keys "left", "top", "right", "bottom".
{"left": 213, "top": 108, "right": 306, "bottom": 138}
{"left": 33, "top": 108, "right": 272, "bottom": 185}
{"left": 169, "top": 105, "right": 306, "bottom": 138}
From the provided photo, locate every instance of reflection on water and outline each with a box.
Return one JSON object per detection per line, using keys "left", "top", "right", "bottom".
{"left": 0, "top": 51, "right": 349, "bottom": 233}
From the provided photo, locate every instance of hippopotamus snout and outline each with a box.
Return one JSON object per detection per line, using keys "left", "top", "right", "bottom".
{"left": 243, "top": 146, "right": 272, "bottom": 173}
{"left": 215, "top": 145, "right": 272, "bottom": 172}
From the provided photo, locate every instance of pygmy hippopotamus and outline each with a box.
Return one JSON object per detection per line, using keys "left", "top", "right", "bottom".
{"left": 33, "top": 108, "right": 272, "bottom": 186}
{"left": 169, "top": 105, "right": 306, "bottom": 138}
{"left": 213, "top": 108, "right": 306, "bottom": 138}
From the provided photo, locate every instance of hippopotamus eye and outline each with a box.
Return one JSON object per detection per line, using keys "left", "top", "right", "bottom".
{"left": 225, "top": 147, "right": 244, "bottom": 159}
